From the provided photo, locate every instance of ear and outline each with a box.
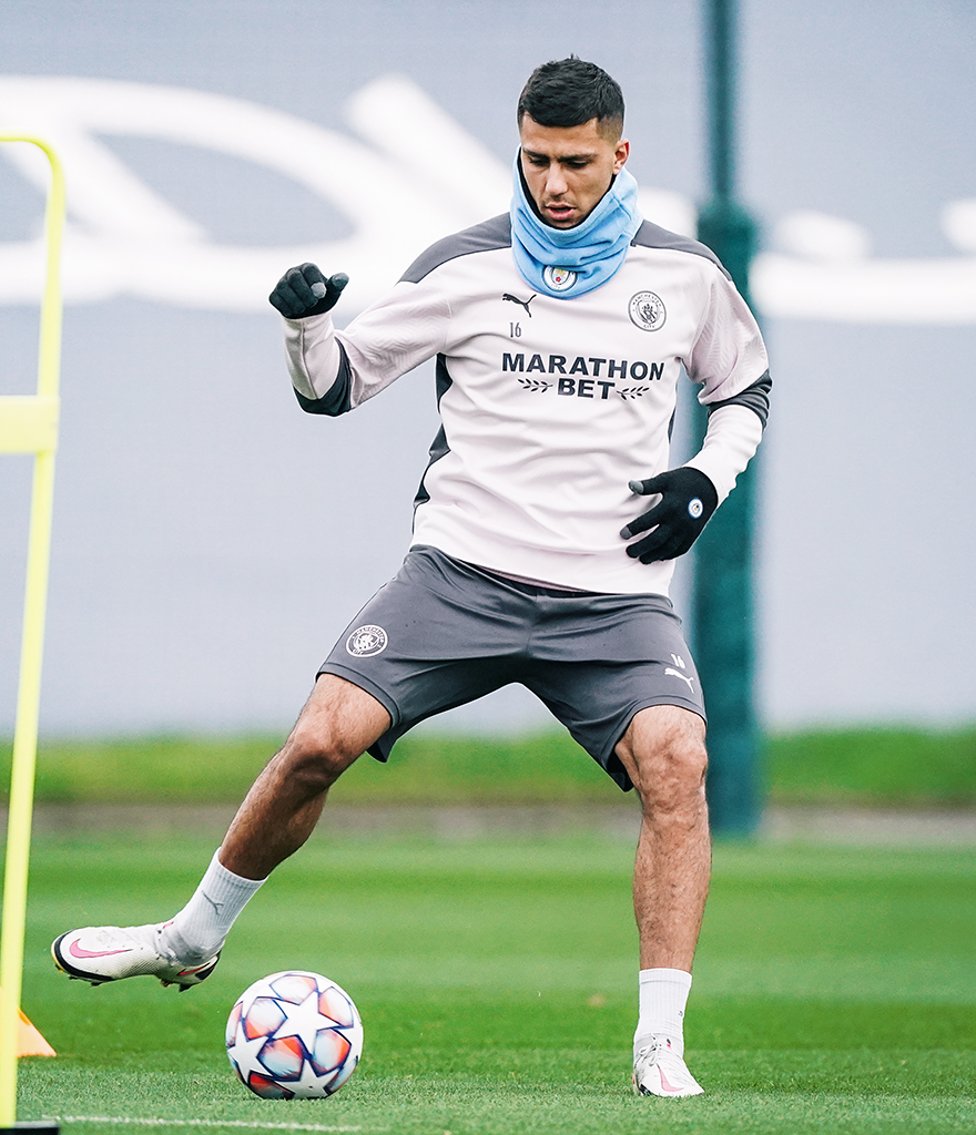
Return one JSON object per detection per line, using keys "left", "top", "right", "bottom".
{"left": 613, "top": 138, "right": 630, "bottom": 174}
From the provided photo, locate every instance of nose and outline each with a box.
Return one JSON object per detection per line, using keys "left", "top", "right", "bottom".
{"left": 545, "top": 163, "right": 568, "bottom": 197}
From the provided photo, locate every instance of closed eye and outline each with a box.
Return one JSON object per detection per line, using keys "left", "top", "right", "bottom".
{"left": 525, "top": 156, "right": 592, "bottom": 167}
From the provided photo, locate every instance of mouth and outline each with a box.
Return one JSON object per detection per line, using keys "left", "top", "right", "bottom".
{"left": 543, "top": 202, "right": 576, "bottom": 226}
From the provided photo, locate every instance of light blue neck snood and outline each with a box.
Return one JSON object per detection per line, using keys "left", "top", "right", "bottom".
{"left": 510, "top": 153, "right": 643, "bottom": 299}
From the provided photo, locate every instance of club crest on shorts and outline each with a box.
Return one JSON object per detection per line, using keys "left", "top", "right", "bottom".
{"left": 346, "top": 624, "right": 388, "bottom": 657}
{"left": 543, "top": 265, "right": 577, "bottom": 292}
{"left": 628, "top": 291, "right": 667, "bottom": 331}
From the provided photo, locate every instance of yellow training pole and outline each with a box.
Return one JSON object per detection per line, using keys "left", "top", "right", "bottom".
{"left": 0, "top": 135, "right": 65, "bottom": 1129}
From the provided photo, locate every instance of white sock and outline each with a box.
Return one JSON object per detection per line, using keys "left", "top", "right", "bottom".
{"left": 634, "top": 968, "right": 692, "bottom": 1058}
{"left": 160, "top": 851, "right": 266, "bottom": 963}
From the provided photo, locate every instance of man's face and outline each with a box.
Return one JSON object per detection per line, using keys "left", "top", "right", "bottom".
{"left": 518, "top": 114, "right": 630, "bottom": 230}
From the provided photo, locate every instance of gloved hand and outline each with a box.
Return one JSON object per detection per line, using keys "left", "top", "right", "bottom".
{"left": 268, "top": 263, "right": 349, "bottom": 319}
{"left": 621, "top": 467, "right": 718, "bottom": 563}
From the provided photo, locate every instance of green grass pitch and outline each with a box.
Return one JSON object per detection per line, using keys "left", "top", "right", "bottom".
{"left": 14, "top": 824, "right": 976, "bottom": 1134}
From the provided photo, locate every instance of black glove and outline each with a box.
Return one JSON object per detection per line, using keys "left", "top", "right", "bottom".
{"left": 621, "top": 467, "right": 718, "bottom": 563}
{"left": 268, "top": 263, "right": 349, "bottom": 319}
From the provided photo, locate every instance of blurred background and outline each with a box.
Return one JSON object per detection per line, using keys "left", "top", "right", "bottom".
{"left": 1, "top": 1, "right": 974, "bottom": 778}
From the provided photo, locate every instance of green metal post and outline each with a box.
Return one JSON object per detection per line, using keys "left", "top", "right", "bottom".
{"left": 693, "top": 0, "right": 762, "bottom": 835}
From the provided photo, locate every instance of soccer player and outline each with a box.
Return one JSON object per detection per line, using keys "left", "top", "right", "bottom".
{"left": 53, "top": 57, "right": 770, "bottom": 1098}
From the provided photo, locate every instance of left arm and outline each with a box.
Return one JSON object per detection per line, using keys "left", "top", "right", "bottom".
{"left": 622, "top": 267, "right": 771, "bottom": 563}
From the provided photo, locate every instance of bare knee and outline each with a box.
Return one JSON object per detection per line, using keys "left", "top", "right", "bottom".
{"left": 617, "top": 706, "right": 708, "bottom": 816}
{"left": 271, "top": 675, "right": 391, "bottom": 794}
{"left": 276, "top": 720, "right": 361, "bottom": 792}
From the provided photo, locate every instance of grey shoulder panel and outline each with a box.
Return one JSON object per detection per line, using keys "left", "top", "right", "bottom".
{"left": 631, "top": 221, "right": 730, "bottom": 280}
{"left": 708, "top": 370, "right": 772, "bottom": 427}
{"left": 400, "top": 214, "right": 512, "bottom": 283}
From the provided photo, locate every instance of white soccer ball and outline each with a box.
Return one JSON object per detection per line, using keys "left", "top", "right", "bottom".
{"left": 225, "top": 970, "right": 363, "bottom": 1099}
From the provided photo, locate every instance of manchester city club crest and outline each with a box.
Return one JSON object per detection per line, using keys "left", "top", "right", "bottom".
{"left": 543, "top": 265, "right": 577, "bottom": 292}
{"left": 345, "top": 624, "right": 389, "bottom": 657}
{"left": 628, "top": 291, "right": 667, "bottom": 331}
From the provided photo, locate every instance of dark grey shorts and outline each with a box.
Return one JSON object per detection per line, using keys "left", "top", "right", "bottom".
{"left": 319, "top": 546, "right": 705, "bottom": 791}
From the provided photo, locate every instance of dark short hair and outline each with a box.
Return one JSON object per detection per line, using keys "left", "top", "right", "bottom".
{"left": 517, "top": 57, "right": 624, "bottom": 137}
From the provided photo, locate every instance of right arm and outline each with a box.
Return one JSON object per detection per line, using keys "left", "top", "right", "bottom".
{"left": 269, "top": 262, "right": 450, "bottom": 418}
